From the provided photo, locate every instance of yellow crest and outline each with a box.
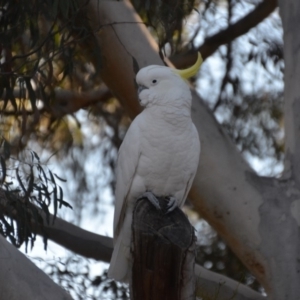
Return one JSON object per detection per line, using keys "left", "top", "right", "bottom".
{"left": 175, "top": 52, "right": 203, "bottom": 79}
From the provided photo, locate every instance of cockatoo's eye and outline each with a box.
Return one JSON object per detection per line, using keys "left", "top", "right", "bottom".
{"left": 152, "top": 79, "right": 157, "bottom": 84}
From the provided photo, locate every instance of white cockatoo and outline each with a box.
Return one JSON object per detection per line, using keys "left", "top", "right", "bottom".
{"left": 108, "top": 53, "right": 202, "bottom": 283}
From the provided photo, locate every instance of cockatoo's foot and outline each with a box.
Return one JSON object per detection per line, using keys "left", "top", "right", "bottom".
{"left": 166, "top": 196, "right": 177, "bottom": 213}
{"left": 139, "top": 191, "right": 161, "bottom": 210}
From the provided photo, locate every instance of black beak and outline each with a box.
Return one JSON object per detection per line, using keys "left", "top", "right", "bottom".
{"left": 138, "top": 85, "right": 148, "bottom": 94}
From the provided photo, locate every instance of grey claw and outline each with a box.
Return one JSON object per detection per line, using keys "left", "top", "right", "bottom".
{"left": 166, "top": 196, "right": 177, "bottom": 213}
{"left": 139, "top": 191, "right": 161, "bottom": 210}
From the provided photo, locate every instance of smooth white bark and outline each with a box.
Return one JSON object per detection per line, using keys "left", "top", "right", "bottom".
{"left": 195, "top": 265, "right": 265, "bottom": 300}
{"left": 280, "top": 0, "right": 300, "bottom": 180}
{"left": 0, "top": 235, "right": 72, "bottom": 300}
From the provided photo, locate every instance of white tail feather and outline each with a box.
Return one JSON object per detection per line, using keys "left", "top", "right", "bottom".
{"left": 107, "top": 234, "right": 131, "bottom": 283}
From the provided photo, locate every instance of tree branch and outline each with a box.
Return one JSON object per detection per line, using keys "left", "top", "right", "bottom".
{"left": 171, "top": 0, "right": 278, "bottom": 68}
{"left": 0, "top": 87, "right": 112, "bottom": 117}
{"left": 0, "top": 235, "right": 73, "bottom": 300}
{"left": 77, "top": 0, "right": 162, "bottom": 119}
{"left": 0, "top": 188, "right": 113, "bottom": 263}
{"left": 279, "top": 0, "right": 300, "bottom": 180}
{"left": 194, "top": 265, "right": 265, "bottom": 300}
{"left": 49, "top": 87, "right": 112, "bottom": 117}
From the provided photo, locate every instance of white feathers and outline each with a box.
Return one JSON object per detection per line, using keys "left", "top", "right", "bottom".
{"left": 137, "top": 66, "right": 192, "bottom": 109}
{"left": 107, "top": 65, "right": 200, "bottom": 283}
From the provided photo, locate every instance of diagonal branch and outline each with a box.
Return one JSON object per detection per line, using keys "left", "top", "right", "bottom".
{"left": 171, "top": 0, "right": 278, "bottom": 68}
{"left": 0, "top": 188, "right": 113, "bottom": 263}
{"left": 0, "top": 235, "right": 73, "bottom": 299}
{"left": 0, "top": 87, "right": 112, "bottom": 117}
{"left": 49, "top": 87, "right": 112, "bottom": 117}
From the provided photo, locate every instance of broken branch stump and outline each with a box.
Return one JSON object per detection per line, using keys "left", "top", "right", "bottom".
{"left": 131, "top": 196, "right": 196, "bottom": 300}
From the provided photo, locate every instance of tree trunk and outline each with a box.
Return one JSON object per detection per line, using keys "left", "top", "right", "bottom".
{"left": 131, "top": 197, "right": 196, "bottom": 300}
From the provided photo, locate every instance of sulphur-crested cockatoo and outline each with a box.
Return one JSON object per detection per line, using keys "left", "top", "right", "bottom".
{"left": 108, "top": 53, "right": 202, "bottom": 283}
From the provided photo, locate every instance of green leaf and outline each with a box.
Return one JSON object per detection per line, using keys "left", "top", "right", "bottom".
{"left": 37, "top": 165, "right": 48, "bottom": 184}
{"left": 0, "top": 155, "right": 6, "bottom": 184}
{"left": 54, "top": 173, "right": 67, "bottom": 182}
{"left": 3, "top": 139, "right": 11, "bottom": 160}
{"left": 25, "top": 77, "right": 37, "bottom": 111}
{"left": 59, "top": 0, "right": 70, "bottom": 19}
{"left": 49, "top": 170, "right": 56, "bottom": 184}
{"left": 32, "top": 151, "right": 40, "bottom": 161}
{"left": 52, "top": 0, "right": 59, "bottom": 18}
{"left": 29, "top": 19, "right": 39, "bottom": 48}
{"left": 24, "top": 166, "right": 34, "bottom": 198}
{"left": 16, "top": 167, "right": 27, "bottom": 195}
{"left": 52, "top": 188, "right": 58, "bottom": 224}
